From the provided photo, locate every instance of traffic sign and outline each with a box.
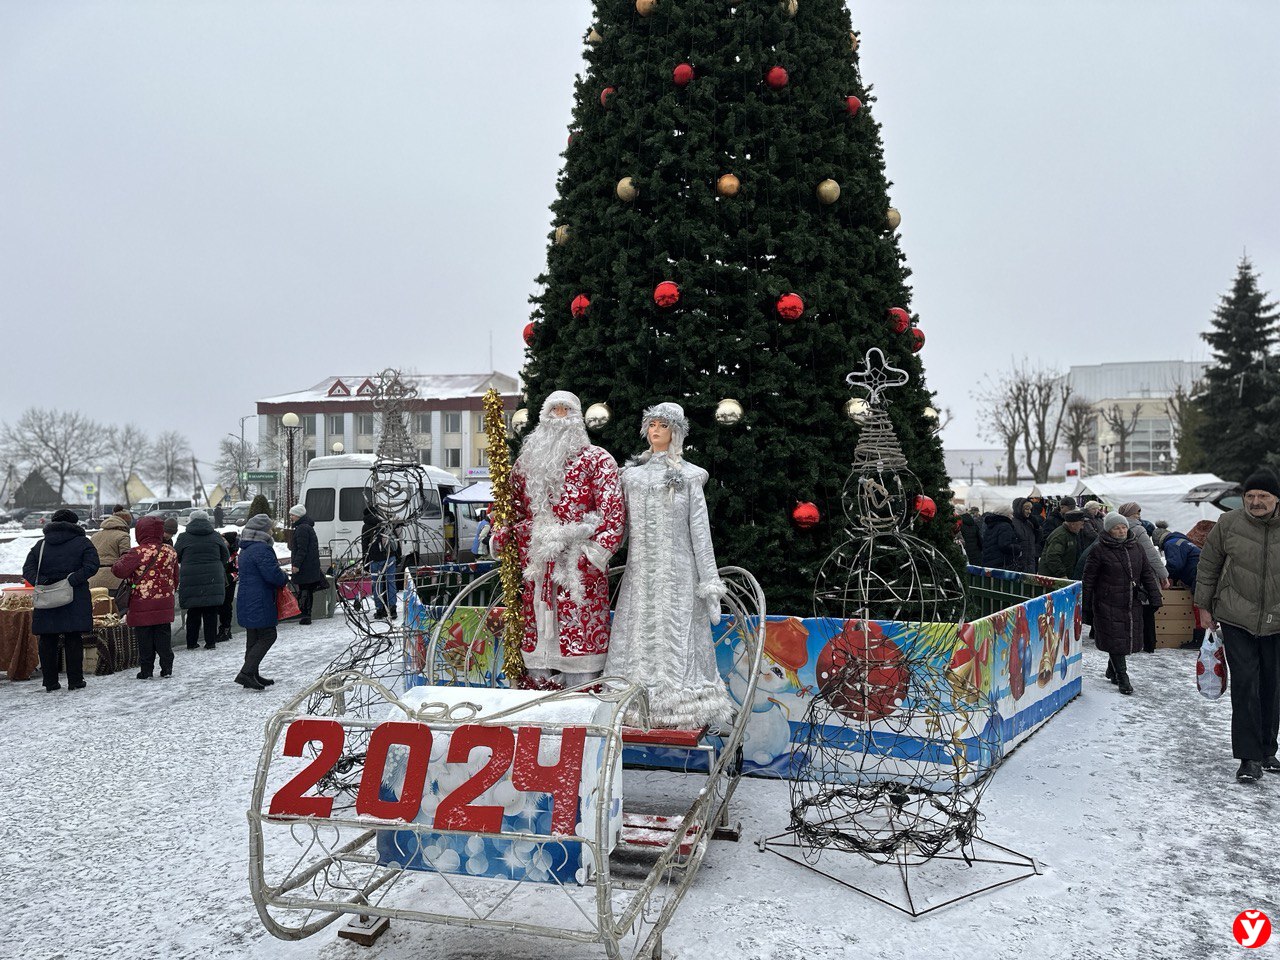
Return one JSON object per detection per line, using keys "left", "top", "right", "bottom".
{"left": 244, "top": 471, "right": 280, "bottom": 482}
{"left": 83, "top": 483, "right": 96, "bottom": 496}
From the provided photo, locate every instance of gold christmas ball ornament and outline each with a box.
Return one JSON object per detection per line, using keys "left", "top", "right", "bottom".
{"left": 781, "top": 0, "right": 799, "bottom": 16}
{"left": 716, "top": 173, "right": 740, "bottom": 197}
{"left": 850, "top": 31, "right": 860, "bottom": 53}
{"left": 511, "top": 408, "right": 530, "bottom": 434}
{"left": 585, "top": 402, "right": 611, "bottom": 431}
{"left": 845, "top": 397, "right": 871, "bottom": 423}
{"left": 886, "top": 207, "right": 902, "bottom": 230}
{"left": 816, "top": 178, "right": 841, "bottom": 204}
{"left": 923, "top": 406, "right": 941, "bottom": 431}
{"left": 715, "top": 398, "right": 744, "bottom": 425}
{"left": 636, "top": 0, "right": 658, "bottom": 15}
{"left": 554, "top": 224, "right": 570, "bottom": 245}
{"left": 587, "top": 27, "right": 603, "bottom": 44}
{"left": 616, "top": 177, "right": 638, "bottom": 202}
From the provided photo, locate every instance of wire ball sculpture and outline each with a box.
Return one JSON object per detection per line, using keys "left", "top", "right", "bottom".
{"left": 793, "top": 347, "right": 1001, "bottom": 867}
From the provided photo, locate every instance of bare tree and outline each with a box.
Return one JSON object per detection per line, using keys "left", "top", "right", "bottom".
{"left": 1009, "top": 363, "right": 1072, "bottom": 482}
{"left": 1099, "top": 403, "right": 1142, "bottom": 471}
{"left": 975, "top": 374, "right": 1026, "bottom": 483}
{"left": 148, "top": 431, "right": 192, "bottom": 496}
{"left": 0, "top": 408, "right": 108, "bottom": 501}
{"left": 215, "top": 436, "right": 258, "bottom": 498}
{"left": 1062, "top": 397, "right": 1095, "bottom": 464}
{"left": 103, "top": 424, "right": 150, "bottom": 507}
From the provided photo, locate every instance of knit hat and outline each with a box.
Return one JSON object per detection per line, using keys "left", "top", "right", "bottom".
{"left": 1242, "top": 469, "right": 1280, "bottom": 499}
{"left": 50, "top": 508, "right": 78, "bottom": 524}
{"left": 1103, "top": 511, "right": 1128, "bottom": 533}
{"left": 1059, "top": 496, "right": 1077, "bottom": 509}
{"left": 1152, "top": 528, "right": 1172, "bottom": 548}
{"left": 241, "top": 513, "right": 275, "bottom": 545}
{"left": 289, "top": 504, "right": 307, "bottom": 519}
{"left": 189, "top": 509, "right": 209, "bottom": 522}
{"left": 163, "top": 517, "right": 179, "bottom": 535}
{"left": 1118, "top": 501, "right": 1141, "bottom": 518}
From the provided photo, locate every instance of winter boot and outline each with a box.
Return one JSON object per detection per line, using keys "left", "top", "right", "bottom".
{"left": 1105, "top": 659, "right": 1118, "bottom": 684}
{"left": 235, "top": 671, "right": 266, "bottom": 691}
{"left": 1112, "top": 655, "right": 1132, "bottom": 695}
{"left": 256, "top": 674, "right": 276, "bottom": 686}
{"left": 1238, "top": 760, "right": 1264, "bottom": 782}
{"left": 1262, "top": 756, "right": 1280, "bottom": 774}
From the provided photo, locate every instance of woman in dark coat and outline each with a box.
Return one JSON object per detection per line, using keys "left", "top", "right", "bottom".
{"left": 112, "top": 516, "right": 179, "bottom": 678}
{"left": 22, "top": 509, "right": 99, "bottom": 692}
{"left": 175, "top": 509, "right": 231, "bottom": 650}
{"left": 235, "top": 513, "right": 289, "bottom": 690}
{"left": 287, "top": 504, "right": 324, "bottom": 625}
{"left": 1010, "top": 498, "right": 1040, "bottom": 573}
{"left": 980, "top": 505, "right": 1017, "bottom": 570}
{"left": 1083, "top": 511, "right": 1163, "bottom": 695}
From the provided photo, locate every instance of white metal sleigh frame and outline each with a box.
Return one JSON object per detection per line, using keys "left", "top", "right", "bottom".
{"left": 247, "top": 565, "right": 765, "bottom": 960}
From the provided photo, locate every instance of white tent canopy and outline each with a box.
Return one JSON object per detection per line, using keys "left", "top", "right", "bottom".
{"left": 1072, "top": 472, "right": 1225, "bottom": 533}
{"left": 443, "top": 481, "right": 493, "bottom": 504}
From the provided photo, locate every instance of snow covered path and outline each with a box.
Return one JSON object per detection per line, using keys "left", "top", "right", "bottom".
{"left": 2, "top": 613, "right": 1275, "bottom": 960}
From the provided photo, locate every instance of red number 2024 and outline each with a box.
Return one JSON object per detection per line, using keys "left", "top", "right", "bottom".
{"left": 268, "top": 721, "right": 588, "bottom": 837}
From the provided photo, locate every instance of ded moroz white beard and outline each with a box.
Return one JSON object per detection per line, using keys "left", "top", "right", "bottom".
{"left": 516, "top": 413, "right": 590, "bottom": 512}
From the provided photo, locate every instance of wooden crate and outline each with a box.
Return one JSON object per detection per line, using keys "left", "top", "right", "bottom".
{"left": 1154, "top": 586, "right": 1196, "bottom": 648}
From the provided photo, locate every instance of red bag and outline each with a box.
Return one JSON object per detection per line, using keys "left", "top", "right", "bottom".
{"left": 276, "top": 587, "right": 301, "bottom": 621}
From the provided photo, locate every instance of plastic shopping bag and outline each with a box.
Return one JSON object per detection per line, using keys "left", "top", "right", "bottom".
{"left": 1196, "top": 631, "right": 1228, "bottom": 700}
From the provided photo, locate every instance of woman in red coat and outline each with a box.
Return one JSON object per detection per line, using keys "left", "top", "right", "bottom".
{"left": 1083, "top": 511, "right": 1163, "bottom": 695}
{"left": 112, "top": 515, "right": 180, "bottom": 679}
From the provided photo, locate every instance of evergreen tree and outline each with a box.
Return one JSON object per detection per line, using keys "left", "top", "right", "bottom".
{"left": 248, "top": 493, "right": 273, "bottom": 520}
{"left": 1193, "top": 256, "right": 1279, "bottom": 479}
{"left": 521, "top": 0, "right": 956, "bottom": 613}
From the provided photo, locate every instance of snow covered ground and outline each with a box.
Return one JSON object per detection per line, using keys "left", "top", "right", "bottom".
{"left": 2, "top": 607, "right": 1277, "bottom": 959}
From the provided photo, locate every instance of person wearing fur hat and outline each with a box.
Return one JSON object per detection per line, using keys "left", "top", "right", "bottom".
{"left": 287, "top": 503, "right": 324, "bottom": 625}
{"left": 1082, "top": 511, "right": 1163, "bottom": 695}
{"left": 22, "top": 510, "right": 100, "bottom": 691}
{"left": 234, "top": 513, "right": 289, "bottom": 690}
{"left": 1194, "top": 468, "right": 1280, "bottom": 783}
{"left": 491, "top": 391, "right": 625, "bottom": 691}
{"left": 175, "top": 508, "right": 230, "bottom": 649}
{"left": 605, "top": 402, "right": 733, "bottom": 728}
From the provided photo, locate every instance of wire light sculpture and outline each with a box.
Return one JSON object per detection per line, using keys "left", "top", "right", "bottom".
{"left": 373, "top": 368, "right": 419, "bottom": 464}
{"left": 765, "top": 348, "right": 1036, "bottom": 915}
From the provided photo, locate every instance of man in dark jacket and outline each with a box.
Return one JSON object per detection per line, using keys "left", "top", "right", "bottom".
{"left": 288, "top": 504, "right": 324, "bottom": 625}
{"left": 361, "top": 504, "right": 401, "bottom": 619}
{"left": 959, "top": 507, "right": 983, "bottom": 565}
{"left": 1194, "top": 468, "right": 1280, "bottom": 783}
{"left": 1010, "top": 498, "right": 1040, "bottom": 573}
{"left": 1041, "top": 497, "right": 1077, "bottom": 542}
{"left": 235, "top": 513, "right": 289, "bottom": 690}
{"left": 980, "top": 504, "right": 1017, "bottom": 570}
{"left": 213, "top": 503, "right": 225, "bottom": 528}
{"left": 175, "top": 509, "right": 231, "bottom": 650}
{"left": 22, "top": 509, "right": 100, "bottom": 692}
{"left": 1038, "top": 510, "right": 1085, "bottom": 579}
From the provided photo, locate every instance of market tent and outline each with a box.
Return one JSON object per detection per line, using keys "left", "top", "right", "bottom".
{"left": 1031, "top": 481, "right": 1076, "bottom": 500}
{"left": 1071, "top": 472, "right": 1224, "bottom": 533}
{"left": 444, "top": 481, "right": 493, "bottom": 504}
{"left": 960, "top": 483, "right": 1039, "bottom": 512}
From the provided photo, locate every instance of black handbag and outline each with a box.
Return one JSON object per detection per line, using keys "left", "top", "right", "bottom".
{"left": 115, "top": 550, "right": 162, "bottom": 611}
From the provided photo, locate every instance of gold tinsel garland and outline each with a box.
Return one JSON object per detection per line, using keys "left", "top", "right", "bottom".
{"left": 484, "top": 388, "right": 526, "bottom": 683}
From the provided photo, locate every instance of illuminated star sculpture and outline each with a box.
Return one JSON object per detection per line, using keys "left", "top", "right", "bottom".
{"left": 844, "top": 347, "right": 910, "bottom": 407}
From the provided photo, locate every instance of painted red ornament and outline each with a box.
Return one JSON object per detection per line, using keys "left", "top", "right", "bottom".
{"left": 653, "top": 281, "right": 681, "bottom": 308}
{"left": 910, "top": 327, "right": 925, "bottom": 352}
{"left": 775, "top": 292, "right": 805, "bottom": 321}
{"left": 887, "top": 307, "right": 910, "bottom": 333}
{"left": 570, "top": 294, "right": 591, "bottom": 318}
{"left": 673, "top": 63, "right": 694, "bottom": 87}
{"left": 845, "top": 95, "right": 862, "bottom": 116}
{"left": 600, "top": 86, "right": 616, "bottom": 107}
{"left": 815, "top": 620, "right": 909, "bottom": 722}
{"left": 523, "top": 322, "right": 536, "bottom": 345}
{"left": 914, "top": 494, "right": 937, "bottom": 520}
{"left": 792, "top": 501, "right": 820, "bottom": 529}
{"left": 766, "top": 66, "right": 789, "bottom": 89}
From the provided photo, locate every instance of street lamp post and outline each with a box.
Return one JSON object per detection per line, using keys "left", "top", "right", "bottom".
{"left": 1101, "top": 444, "right": 1113, "bottom": 474}
{"left": 331, "top": 441, "right": 344, "bottom": 455}
{"left": 93, "top": 465, "right": 103, "bottom": 518}
{"left": 281, "top": 412, "right": 301, "bottom": 516}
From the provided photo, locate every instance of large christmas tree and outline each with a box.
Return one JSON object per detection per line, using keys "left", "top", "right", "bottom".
{"left": 1192, "top": 256, "right": 1279, "bottom": 479}
{"left": 521, "top": 0, "right": 956, "bottom": 612}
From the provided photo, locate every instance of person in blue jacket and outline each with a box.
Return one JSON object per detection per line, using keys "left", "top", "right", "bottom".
{"left": 22, "top": 509, "right": 99, "bottom": 692}
{"left": 1153, "top": 523, "right": 1201, "bottom": 591}
{"left": 234, "top": 513, "right": 288, "bottom": 690}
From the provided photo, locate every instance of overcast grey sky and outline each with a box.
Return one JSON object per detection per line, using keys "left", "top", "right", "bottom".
{"left": 2, "top": 1, "right": 1277, "bottom": 467}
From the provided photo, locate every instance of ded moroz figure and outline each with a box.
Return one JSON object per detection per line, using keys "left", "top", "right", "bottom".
{"left": 606, "top": 402, "right": 734, "bottom": 729}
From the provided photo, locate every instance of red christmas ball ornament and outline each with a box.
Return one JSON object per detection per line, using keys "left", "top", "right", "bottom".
{"left": 887, "top": 307, "right": 910, "bottom": 334}
{"left": 815, "top": 620, "right": 908, "bottom": 722}
{"left": 600, "top": 86, "right": 616, "bottom": 108}
{"left": 845, "top": 95, "right": 862, "bottom": 116}
{"left": 909, "top": 327, "right": 925, "bottom": 352}
{"left": 914, "top": 494, "right": 937, "bottom": 521}
{"left": 775, "top": 292, "right": 805, "bottom": 321}
{"left": 673, "top": 63, "right": 695, "bottom": 87}
{"left": 653, "top": 281, "right": 681, "bottom": 308}
{"left": 570, "top": 294, "right": 591, "bottom": 318}
{"left": 765, "top": 66, "right": 789, "bottom": 90}
{"left": 792, "top": 501, "right": 820, "bottom": 529}
{"left": 523, "top": 322, "right": 536, "bottom": 345}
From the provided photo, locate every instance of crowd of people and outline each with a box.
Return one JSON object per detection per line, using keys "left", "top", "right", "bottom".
{"left": 20, "top": 504, "right": 322, "bottom": 694}
{"left": 957, "top": 469, "right": 1280, "bottom": 784}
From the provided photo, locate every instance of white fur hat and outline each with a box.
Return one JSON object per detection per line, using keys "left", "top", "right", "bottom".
{"left": 540, "top": 391, "right": 582, "bottom": 418}
{"left": 639, "top": 401, "right": 690, "bottom": 451}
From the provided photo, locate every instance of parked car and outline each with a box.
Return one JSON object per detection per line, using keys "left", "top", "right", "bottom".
{"left": 1183, "top": 481, "right": 1243, "bottom": 514}
{"left": 22, "top": 511, "right": 56, "bottom": 530}
{"left": 224, "top": 504, "right": 253, "bottom": 527}
{"left": 132, "top": 497, "right": 191, "bottom": 520}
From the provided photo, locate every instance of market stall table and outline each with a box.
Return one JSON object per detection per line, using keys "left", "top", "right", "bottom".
{"left": 0, "top": 606, "right": 40, "bottom": 681}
